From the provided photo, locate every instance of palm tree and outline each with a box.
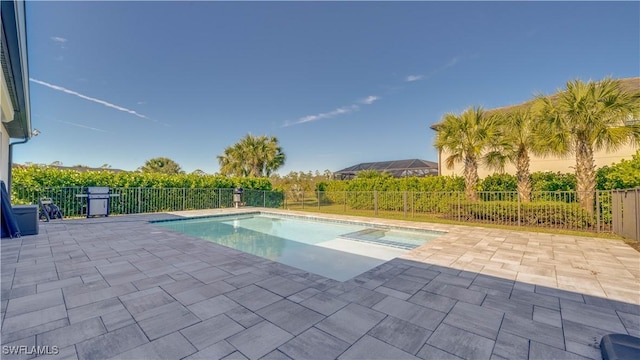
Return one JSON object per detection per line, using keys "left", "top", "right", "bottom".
{"left": 138, "top": 157, "right": 184, "bottom": 174}
{"left": 218, "top": 134, "right": 286, "bottom": 177}
{"left": 434, "top": 106, "right": 500, "bottom": 201}
{"left": 484, "top": 107, "right": 546, "bottom": 202}
{"left": 536, "top": 77, "right": 640, "bottom": 213}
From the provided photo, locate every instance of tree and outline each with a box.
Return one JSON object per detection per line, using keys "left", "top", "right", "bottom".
{"left": 484, "top": 107, "right": 546, "bottom": 202}
{"left": 217, "top": 134, "right": 285, "bottom": 177}
{"left": 356, "top": 170, "right": 392, "bottom": 179}
{"left": 535, "top": 78, "right": 640, "bottom": 213}
{"left": 138, "top": 157, "right": 184, "bottom": 175}
{"left": 434, "top": 106, "right": 500, "bottom": 201}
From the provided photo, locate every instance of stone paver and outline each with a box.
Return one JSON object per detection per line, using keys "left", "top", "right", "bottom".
{"left": 1, "top": 209, "right": 639, "bottom": 360}
{"left": 315, "top": 303, "right": 386, "bottom": 343}
{"left": 227, "top": 321, "right": 294, "bottom": 360}
{"left": 279, "top": 327, "right": 349, "bottom": 360}
{"left": 426, "top": 323, "right": 494, "bottom": 360}
{"left": 368, "top": 316, "right": 432, "bottom": 355}
{"left": 339, "top": 335, "right": 419, "bottom": 360}
{"left": 180, "top": 314, "right": 244, "bottom": 350}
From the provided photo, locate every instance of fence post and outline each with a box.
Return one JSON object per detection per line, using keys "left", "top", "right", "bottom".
{"left": 517, "top": 192, "right": 521, "bottom": 227}
{"left": 263, "top": 190, "right": 266, "bottom": 208}
{"left": 403, "top": 191, "right": 407, "bottom": 217}
{"left": 374, "top": 190, "right": 378, "bottom": 216}
{"left": 137, "top": 188, "right": 142, "bottom": 214}
{"left": 457, "top": 192, "right": 461, "bottom": 221}
{"left": 218, "top": 188, "right": 221, "bottom": 208}
{"left": 596, "top": 191, "right": 600, "bottom": 233}
{"left": 411, "top": 191, "right": 414, "bottom": 218}
{"left": 302, "top": 190, "right": 304, "bottom": 209}
{"left": 318, "top": 191, "right": 321, "bottom": 210}
{"left": 636, "top": 189, "right": 640, "bottom": 242}
{"left": 344, "top": 191, "right": 346, "bottom": 212}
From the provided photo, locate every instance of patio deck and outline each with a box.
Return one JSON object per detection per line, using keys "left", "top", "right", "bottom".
{"left": 1, "top": 208, "right": 638, "bottom": 360}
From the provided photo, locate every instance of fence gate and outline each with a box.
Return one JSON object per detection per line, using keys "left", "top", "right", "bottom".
{"left": 612, "top": 188, "right": 640, "bottom": 242}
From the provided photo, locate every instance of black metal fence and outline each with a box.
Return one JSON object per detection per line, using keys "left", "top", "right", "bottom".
{"left": 12, "top": 186, "right": 621, "bottom": 234}
{"left": 11, "top": 187, "right": 284, "bottom": 217}
{"left": 283, "top": 190, "right": 615, "bottom": 233}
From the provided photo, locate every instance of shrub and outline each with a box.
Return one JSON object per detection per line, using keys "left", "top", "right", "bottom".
{"left": 457, "top": 200, "right": 596, "bottom": 229}
{"left": 479, "top": 174, "right": 517, "bottom": 191}
{"left": 596, "top": 150, "right": 640, "bottom": 190}
{"left": 530, "top": 171, "right": 576, "bottom": 191}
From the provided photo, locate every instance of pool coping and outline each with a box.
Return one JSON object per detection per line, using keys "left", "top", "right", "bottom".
{"left": 152, "top": 209, "right": 447, "bottom": 236}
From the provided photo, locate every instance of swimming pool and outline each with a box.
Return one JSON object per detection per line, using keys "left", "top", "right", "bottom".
{"left": 153, "top": 212, "right": 444, "bottom": 281}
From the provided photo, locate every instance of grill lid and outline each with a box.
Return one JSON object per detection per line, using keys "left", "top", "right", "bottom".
{"left": 87, "top": 186, "right": 110, "bottom": 194}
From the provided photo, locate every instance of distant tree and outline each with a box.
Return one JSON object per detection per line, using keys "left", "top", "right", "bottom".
{"left": 434, "top": 106, "right": 501, "bottom": 201}
{"left": 535, "top": 78, "right": 640, "bottom": 213}
{"left": 50, "top": 161, "right": 63, "bottom": 166}
{"left": 100, "top": 163, "right": 112, "bottom": 169}
{"left": 138, "top": 157, "right": 184, "bottom": 174}
{"left": 191, "top": 169, "right": 206, "bottom": 175}
{"left": 218, "top": 134, "right": 285, "bottom": 177}
{"left": 356, "top": 170, "right": 392, "bottom": 179}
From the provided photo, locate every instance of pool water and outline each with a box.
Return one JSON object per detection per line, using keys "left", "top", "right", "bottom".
{"left": 154, "top": 213, "right": 443, "bottom": 281}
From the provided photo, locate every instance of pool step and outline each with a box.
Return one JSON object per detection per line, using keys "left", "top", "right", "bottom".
{"left": 338, "top": 229, "right": 418, "bottom": 250}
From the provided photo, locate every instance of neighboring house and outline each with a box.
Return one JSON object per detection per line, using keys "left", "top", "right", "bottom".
{"left": 1, "top": 0, "right": 32, "bottom": 194}
{"left": 334, "top": 159, "right": 439, "bottom": 180}
{"left": 430, "top": 77, "right": 640, "bottom": 178}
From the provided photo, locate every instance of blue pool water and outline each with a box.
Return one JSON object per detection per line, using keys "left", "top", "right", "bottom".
{"left": 153, "top": 213, "right": 444, "bottom": 281}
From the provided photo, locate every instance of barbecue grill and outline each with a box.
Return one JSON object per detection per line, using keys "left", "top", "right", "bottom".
{"left": 76, "top": 187, "right": 119, "bottom": 217}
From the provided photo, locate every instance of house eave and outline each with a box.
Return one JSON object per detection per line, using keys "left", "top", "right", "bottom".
{"left": 1, "top": 0, "right": 31, "bottom": 140}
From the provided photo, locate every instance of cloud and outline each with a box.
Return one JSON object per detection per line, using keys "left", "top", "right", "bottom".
{"left": 51, "top": 36, "right": 67, "bottom": 43}
{"left": 137, "top": 101, "right": 146, "bottom": 105}
{"left": 285, "top": 93, "right": 381, "bottom": 127}
{"left": 285, "top": 104, "right": 360, "bottom": 127}
{"left": 29, "top": 78, "right": 151, "bottom": 120}
{"left": 360, "top": 95, "right": 380, "bottom": 105}
{"left": 444, "top": 56, "right": 461, "bottom": 69}
{"left": 405, "top": 56, "right": 463, "bottom": 83}
{"left": 54, "top": 120, "right": 113, "bottom": 133}
{"left": 406, "top": 75, "right": 424, "bottom": 82}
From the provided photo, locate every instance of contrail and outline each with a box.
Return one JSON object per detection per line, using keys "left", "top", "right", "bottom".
{"left": 54, "top": 120, "right": 113, "bottom": 133}
{"left": 29, "top": 78, "right": 150, "bottom": 120}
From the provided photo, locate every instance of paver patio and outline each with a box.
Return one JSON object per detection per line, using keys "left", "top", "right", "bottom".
{"left": 1, "top": 208, "right": 638, "bottom": 359}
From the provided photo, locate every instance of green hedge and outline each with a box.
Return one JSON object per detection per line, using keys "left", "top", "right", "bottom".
{"left": 458, "top": 201, "right": 596, "bottom": 229}
{"left": 319, "top": 176, "right": 465, "bottom": 192}
{"left": 10, "top": 166, "right": 283, "bottom": 216}
{"left": 12, "top": 165, "right": 274, "bottom": 190}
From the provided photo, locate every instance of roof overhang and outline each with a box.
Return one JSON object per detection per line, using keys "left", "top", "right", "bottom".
{"left": 1, "top": 0, "right": 31, "bottom": 139}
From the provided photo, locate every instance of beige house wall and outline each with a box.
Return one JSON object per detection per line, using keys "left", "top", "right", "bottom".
{"left": 437, "top": 144, "right": 639, "bottom": 178}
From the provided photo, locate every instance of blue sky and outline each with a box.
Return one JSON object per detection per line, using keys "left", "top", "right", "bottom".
{"left": 18, "top": 1, "right": 639, "bottom": 174}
